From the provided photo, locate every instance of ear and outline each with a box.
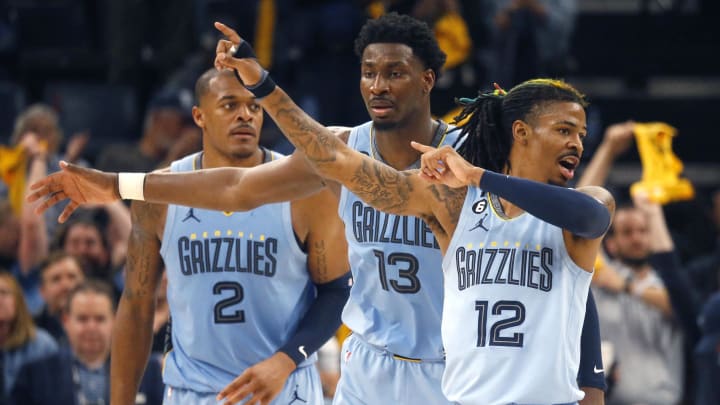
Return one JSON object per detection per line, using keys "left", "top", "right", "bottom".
{"left": 422, "top": 69, "right": 435, "bottom": 95}
{"left": 511, "top": 119, "right": 531, "bottom": 146}
{"left": 192, "top": 106, "right": 204, "bottom": 128}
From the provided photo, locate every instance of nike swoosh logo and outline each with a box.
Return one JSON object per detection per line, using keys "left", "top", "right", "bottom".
{"left": 299, "top": 345, "right": 308, "bottom": 360}
{"left": 593, "top": 366, "right": 604, "bottom": 374}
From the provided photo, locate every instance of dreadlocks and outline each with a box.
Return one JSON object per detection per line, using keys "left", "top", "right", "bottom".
{"left": 455, "top": 79, "right": 588, "bottom": 173}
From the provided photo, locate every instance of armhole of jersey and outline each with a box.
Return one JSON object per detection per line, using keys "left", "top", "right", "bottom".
{"left": 282, "top": 201, "right": 308, "bottom": 261}
{"left": 159, "top": 155, "right": 195, "bottom": 258}
{"left": 441, "top": 186, "right": 476, "bottom": 271}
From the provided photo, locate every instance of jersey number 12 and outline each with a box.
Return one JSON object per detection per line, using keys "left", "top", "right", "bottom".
{"left": 475, "top": 300, "right": 525, "bottom": 347}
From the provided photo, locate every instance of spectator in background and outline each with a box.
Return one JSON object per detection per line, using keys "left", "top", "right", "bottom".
{"left": 483, "top": 0, "right": 577, "bottom": 86}
{"left": 578, "top": 122, "right": 693, "bottom": 405}
{"left": 32, "top": 252, "right": 85, "bottom": 344}
{"left": 52, "top": 211, "right": 128, "bottom": 297}
{"left": 10, "top": 280, "right": 164, "bottom": 405}
{"left": 0, "top": 272, "right": 57, "bottom": 400}
{"left": 695, "top": 292, "right": 720, "bottom": 405}
{"left": 3, "top": 104, "right": 88, "bottom": 239}
{"left": 95, "top": 88, "right": 200, "bottom": 173}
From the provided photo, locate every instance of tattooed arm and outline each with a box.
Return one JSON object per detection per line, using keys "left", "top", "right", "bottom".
{"left": 110, "top": 200, "right": 165, "bottom": 405}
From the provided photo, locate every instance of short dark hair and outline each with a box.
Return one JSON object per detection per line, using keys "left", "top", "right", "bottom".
{"left": 52, "top": 213, "right": 109, "bottom": 252}
{"left": 38, "top": 250, "right": 82, "bottom": 284}
{"left": 354, "top": 12, "right": 446, "bottom": 76}
{"left": 194, "top": 68, "right": 221, "bottom": 104}
{"left": 66, "top": 279, "right": 116, "bottom": 314}
{"left": 454, "top": 79, "right": 588, "bottom": 172}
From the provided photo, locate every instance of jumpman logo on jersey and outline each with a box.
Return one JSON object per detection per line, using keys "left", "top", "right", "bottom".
{"left": 470, "top": 213, "right": 489, "bottom": 232}
{"left": 288, "top": 385, "right": 306, "bottom": 404}
{"left": 182, "top": 208, "right": 200, "bottom": 223}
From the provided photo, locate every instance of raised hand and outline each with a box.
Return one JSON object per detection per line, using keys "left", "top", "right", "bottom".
{"left": 216, "top": 352, "right": 295, "bottom": 405}
{"left": 602, "top": 121, "right": 635, "bottom": 157}
{"left": 26, "top": 161, "right": 120, "bottom": 223}
{"left": 213, "top": 22, "right": 264, "bottom": 86}
{"left": 411, "top": 141, "right": 483, "bottom": 188}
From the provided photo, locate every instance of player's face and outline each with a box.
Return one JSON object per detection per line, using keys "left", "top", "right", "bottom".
{"left": 64, "top": 292, "right": 114, "bottom": 360}
{"left": 522, "top": 101, "right": 586, "bottom": 186}
{"left": 196, "top": 73, "right": 264, "bottom": 160}
{"left": 359, "top": 43, "right": 433, "bottom": 131}
{"left": 610, "top": 208, "right": 650, "bottom": 262}
{"left": 40, "top": 257, "right": 84, "bottom": 314}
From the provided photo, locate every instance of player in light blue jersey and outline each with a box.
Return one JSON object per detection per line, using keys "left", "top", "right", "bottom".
{"left": 28, "top": 16, "right": 607, "bottom": 405}
{"left": 106, "top": 68, "right": 351, "bottom": 405}
{"left": 210, "top": 42, "right": 614, "bottom": 403}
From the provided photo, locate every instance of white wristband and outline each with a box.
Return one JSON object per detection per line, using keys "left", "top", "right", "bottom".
{"left": 118, "top": 173, "right": 146, "bottom": 201}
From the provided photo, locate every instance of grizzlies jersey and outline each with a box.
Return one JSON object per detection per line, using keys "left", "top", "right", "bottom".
{"left": 160, "top": 151, "right": 316, "bottom": 393}
{"left": 441, "top": 187, "right": 591, "bottom": 404}
{"left": 338, "top": 120, "right": 461, "bottom": 359}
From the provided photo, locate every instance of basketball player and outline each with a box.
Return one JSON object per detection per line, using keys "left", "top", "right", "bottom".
{"left": 110, "top": 68, "right": 351, "bottom": 405}
{"left": 208, "top": 35, "right": 615, "bottom": 404}
{"left": 29, "top": 16, "right": 606, "bottom": 404}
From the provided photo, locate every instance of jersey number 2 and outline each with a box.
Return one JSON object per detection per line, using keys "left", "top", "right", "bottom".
{"left": 475, "top": 300, "right": 525, "bottom": 347}
{"left": 213, "top": 281, "right": 245, "bottom": 323}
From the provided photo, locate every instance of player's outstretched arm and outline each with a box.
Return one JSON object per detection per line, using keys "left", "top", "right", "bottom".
{"left": 28, "top": 152, "right": 326, "bottom": 222}
{"left": 111, "top": 201, "right": 165, "bottom": 405}
{"left": 214, "top": 22, "right": 447, "bottom": 224}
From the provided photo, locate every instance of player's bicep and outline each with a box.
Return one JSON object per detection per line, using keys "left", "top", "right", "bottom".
{"left": 301, "top": 190, "right": 350, "bottom": 284}
{"left": 124, "top": 201, "right": 164, "bottom": 303}
{"left": 564, "top": 185, "right": 615, "bottom": 271}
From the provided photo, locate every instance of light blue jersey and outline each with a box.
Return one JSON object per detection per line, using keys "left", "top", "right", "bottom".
{"left": 441, "top": 187, "right": 591, "bottom": 405}
{"left": 160, "top": 151, "right": 318, "bottom": 394}
{"left": 339, "top": 120, "right": 461, "bottom": 360}
{"left": 333, "top": 121, "right": 461, "bottom": 405}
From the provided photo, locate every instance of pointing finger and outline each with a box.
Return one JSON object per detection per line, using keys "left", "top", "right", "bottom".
{"left": 214, "top": 22, "right": 242, "bottom": 43}
{"left": 410, "top": 141, "right": 435, "bottom": 153}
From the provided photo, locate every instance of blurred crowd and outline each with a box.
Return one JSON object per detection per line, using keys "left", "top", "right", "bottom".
{"left": 0, "top": 1, "right": 719, "bottom": 405}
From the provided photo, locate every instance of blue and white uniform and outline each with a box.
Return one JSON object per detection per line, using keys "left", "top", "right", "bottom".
{"left": 334, "top": 121, "right": 460, "bottom": 405}
{"left": 160, "top": 151, "right": 323, "bottom": 405}
{"left": 441, "top": 188, "right": 591, "bottom": 405}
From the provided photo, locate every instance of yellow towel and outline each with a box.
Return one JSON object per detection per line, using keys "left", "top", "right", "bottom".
{"left": 630, "top": 122, "right": 694, "bottom": 204}
{"left": 0, "top": 144, "right": 27, "bottom": 216}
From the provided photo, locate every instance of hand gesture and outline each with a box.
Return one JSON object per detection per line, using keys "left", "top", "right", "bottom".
{"left": 602, "top": 121, "right": 635, "bottom": 157}
{"left": 411, "top": 141, "right": 481, "bottom": 188}
{"left": 216, "top": 352, "right": 296, "bottom": 405}
{"left": 26, "top": 161, "right": 120, "bottom": 223}
{"left": 213, "top": 22, "right": 264, "bottom": 86}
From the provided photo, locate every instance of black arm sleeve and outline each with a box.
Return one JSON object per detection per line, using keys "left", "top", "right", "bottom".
{"left": 278, "top": 271, "right": 352, "bottom": 365}
{"left": 577, "top": 289, "right": 607, "bottom": 391}
{"left": 480, "top": 171, "right": 611, "bottom": 239}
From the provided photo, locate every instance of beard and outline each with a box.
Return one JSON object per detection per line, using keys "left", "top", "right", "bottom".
{"left": 372, "top": 119, "right": 400, "bottom": 131}
{"left": 619, "top": 255, "right": 650, "bottom": 269}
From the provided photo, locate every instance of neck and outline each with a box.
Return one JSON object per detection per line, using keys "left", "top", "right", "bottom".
{"left": 75, "top": 349, "right": 108, "bottom": 369}
{"left": 374, "top": 115, "right": 437, "bottom": 170}
{"left": 201, "top": 147, "right": 265, "bottom": 169}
